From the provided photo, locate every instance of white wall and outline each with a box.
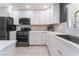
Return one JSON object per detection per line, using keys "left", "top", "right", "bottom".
{"left": 31, "top": 25, "right": 48, "bottom": 31}
{"left": 0, "top": 7, "right": 9, "bottom": 16}
{"left": 67, "top": 3, "right": 79, "bottom": 28}
{"left": 54, "top": 3, "right": 79, "bottom": 37}
{"left": 55, "top": 22, "right": 79, "bottom": 37}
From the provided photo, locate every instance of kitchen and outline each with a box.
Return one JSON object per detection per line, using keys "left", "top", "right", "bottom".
{"left": 0, "top": 3, "right": 79, "bottom": 56}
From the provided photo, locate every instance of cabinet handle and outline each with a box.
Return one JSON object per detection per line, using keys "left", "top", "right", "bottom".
{"left": 57, "top": 50, "right": 63, "bottom": 55}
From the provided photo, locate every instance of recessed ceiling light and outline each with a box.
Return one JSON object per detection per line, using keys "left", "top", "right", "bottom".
{"left": 43, "top": 5, "right": 47, "bottom": 8}
{"left": 26, "top": 5, "right": 30, "bottom": 8}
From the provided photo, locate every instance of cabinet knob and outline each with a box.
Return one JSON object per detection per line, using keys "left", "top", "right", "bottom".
{"left": 57, "top": 50, "right": 63, "bottom": 55}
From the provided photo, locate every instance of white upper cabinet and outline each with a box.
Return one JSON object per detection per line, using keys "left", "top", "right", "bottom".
{"left": 40, "top": 8, "right": 52, "bottom": 24}
{"left": 25, "top": 11, "right": 34, "bottom": 25}
{"left": 40, "top": 10, "right": 46, "bottom": 24}
{"left": 50, "top": 5, "right": 53, "bottom": 24}
{"left": 45, "top": 9, "right": 51, "bottom": 24}
{"left": 53, "top": 3, "right": 60, "bottom": 24}
{"left": 31, "top": 3, "right": 60, "bottom": 25}
{"left": 33, "top": 11, "right": 40, "bottom": 24}
{"left": 10, "top": 10, "right": 19, "bottom": 25}
{"left": 8, "top": 3, "right": 60, "bottom": 25}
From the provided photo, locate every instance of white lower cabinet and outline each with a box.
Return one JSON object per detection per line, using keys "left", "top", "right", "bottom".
{"left": 10, "top": 31, "right": 16, "bottom": 40}
{"left": 51, "top": 39, "right": 78, "bottom": 56}
{"left": 29, "top": 31, "right": 45, "bottom": 45}
{"left": 46, "top": 33, "right": 79, "bottom": 56}
{"left": 29, "top": 31, "right": 79, "bottom": 56}
{"left": 41, "top": 32, "right": 47, "bottom": 45}
{"left": 46, "top": 34, "right": 60, "bottom": 56}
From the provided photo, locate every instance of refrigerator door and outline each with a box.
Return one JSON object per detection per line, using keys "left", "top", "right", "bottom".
{"left": 7, "top": 17, "right": 14, "bottom": 25}
{"left": 0, "top": 17, "right": 9, "bottom": 40}
{"left": 7, "top": 17, "right": 16, "bottom": 31}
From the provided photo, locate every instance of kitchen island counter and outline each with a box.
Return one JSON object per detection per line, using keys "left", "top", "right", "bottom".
{"left": 0, "top": 40, "right": 16, "bottom": 56}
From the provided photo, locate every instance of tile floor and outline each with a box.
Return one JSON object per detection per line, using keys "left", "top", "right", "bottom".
{"left": 14, "top": 46, "right": 49, "bottom": 56}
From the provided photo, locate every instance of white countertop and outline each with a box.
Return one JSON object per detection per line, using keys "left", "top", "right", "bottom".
{"left": 30, "top": 31, "right": 66, "bottom": 34}
{"left": 0, "top": 40, "right": 16, "bottom": 52}
{"left": 46, "top": 32, "right": 79, "bottom": 53}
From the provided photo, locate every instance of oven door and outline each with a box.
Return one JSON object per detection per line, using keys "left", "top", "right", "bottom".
{"left": 17, "top": 35, "right": 28, "bottom": 42}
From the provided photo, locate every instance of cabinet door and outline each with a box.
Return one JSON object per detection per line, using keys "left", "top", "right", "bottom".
{"left": 56, "top": 39, "right": 79, "bottom": 56}
{"left": 45, "top": 33, "right": 79, "bottom": 56}
{"left": 40, "top": 11, "right": 46, "bottom": 24}
{"left": 10, "top": 31, "right": 16, "bottom": 40}
{"left": 50, "top": 36, "right": 79, "bottom": 56}
{"left": 10, "top": 11, "right": 19, "bottom": 25}
{"left": 24, "top": 11, "right": 34, "bottom": 25}
{"left": 50, "top": 6, "right": 53, "bottom": 24}
{"left": 46, "top": 34, "right": 60, "bottom": 56}
{"left": 33, "top": 11, "right": 40, "bottom": 24}
{"left": 53, "top": 3, "right": 60, "bottom": 24}
{"left": 41, "top": 32, "right": 46, "bottom": 45}
{"left": 45, "top": 9, "right": 51, "bottom": 24}
{"left": 29, "top": 32, "right": 42, "bottom": 45}
{"left": 26, "top": 11, "right": 35, "bottom": 25}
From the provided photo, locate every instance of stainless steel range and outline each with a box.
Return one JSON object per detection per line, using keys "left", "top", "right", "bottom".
{"left": 16, "top": 18, "right": 31, "bottom": 47}
{"left": 16, "top": 31, "right": 29, "bottom": 47}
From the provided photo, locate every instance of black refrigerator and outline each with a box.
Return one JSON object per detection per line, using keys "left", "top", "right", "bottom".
{"left": 0, "top": 17, "right": 15, "bottom": 40}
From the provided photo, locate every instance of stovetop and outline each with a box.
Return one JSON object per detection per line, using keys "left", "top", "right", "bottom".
{"left": 17, "top": 31, "right": 29, "bottom": 35}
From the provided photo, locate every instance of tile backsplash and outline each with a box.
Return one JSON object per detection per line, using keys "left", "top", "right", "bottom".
{"left": 16, "top": 25, "right": 48, "bottom": 31}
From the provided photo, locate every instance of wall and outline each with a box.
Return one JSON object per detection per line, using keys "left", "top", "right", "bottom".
{"left": 55, "top": 22, "right": 79, "bottom": 37}
{"left": 54, "top": 3, "right": 79, "bottom": 37}
{"left": 0, "top": 7, "right": 9, "bottom": 16}
{"left": 31, "top": 25, "right": 48, "bottom": 31}
{"left": 67, "top": 3, "right": 79, "bottom": 28}
{"left": 16, "top": 25, "right": 48, "bottom": 31}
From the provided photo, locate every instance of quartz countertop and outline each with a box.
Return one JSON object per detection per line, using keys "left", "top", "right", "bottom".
{"left": 0, "top": 40, "right": 16, "bottom": 52}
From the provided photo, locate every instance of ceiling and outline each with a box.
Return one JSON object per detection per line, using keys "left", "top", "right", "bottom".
{"left": 0, "top": 3, "right": 53, "bottom": 10}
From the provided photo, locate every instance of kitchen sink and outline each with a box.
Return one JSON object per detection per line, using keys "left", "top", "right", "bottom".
{"left": 56, "top": 35, "right": 79, "bottom": 44}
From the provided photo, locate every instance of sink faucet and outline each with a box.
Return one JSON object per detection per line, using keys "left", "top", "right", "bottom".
{"left": 74, "top": 10, "right": 79, "bottom": 28}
